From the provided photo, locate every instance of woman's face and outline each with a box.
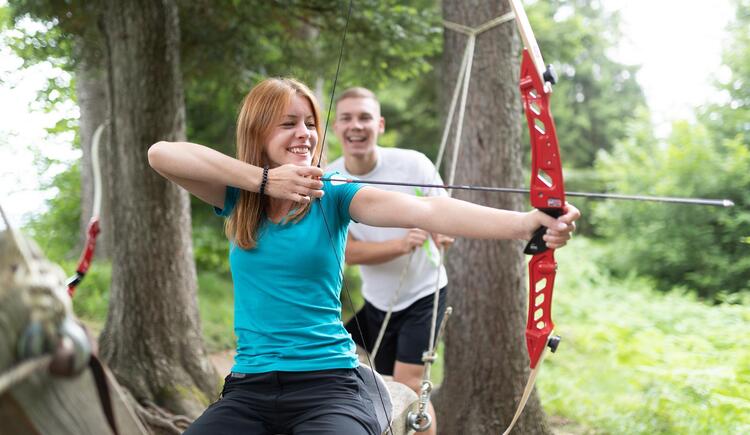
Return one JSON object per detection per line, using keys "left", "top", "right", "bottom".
{"left": 265, "top": 94, "right": 318, "bottom": 168}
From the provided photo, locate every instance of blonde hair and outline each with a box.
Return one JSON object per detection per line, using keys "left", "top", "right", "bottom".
{"left": 335, "top": 86, "right": 380, "bottom": 107}
{"left": 226, "top": 77, "right": 324, "bottom": 249}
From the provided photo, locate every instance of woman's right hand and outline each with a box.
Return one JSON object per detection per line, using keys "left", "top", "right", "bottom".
{"left": 265, "top": 164, "right": 325, "bottom": 203}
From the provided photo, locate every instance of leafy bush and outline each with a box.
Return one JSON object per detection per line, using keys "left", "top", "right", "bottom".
{"left": 540, "top": 238, "right": 750, "bottom": 434}
{"left": 591, "top": 120, "right": 750, "bottom": 299}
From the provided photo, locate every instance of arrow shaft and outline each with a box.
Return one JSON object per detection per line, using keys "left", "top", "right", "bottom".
{"left": 320, "top": 177, "right": 734, "bottom": 207}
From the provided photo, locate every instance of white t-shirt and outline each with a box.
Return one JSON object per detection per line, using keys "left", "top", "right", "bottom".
{"left": 327, "top": 146, "right": 449, "bottom": 311}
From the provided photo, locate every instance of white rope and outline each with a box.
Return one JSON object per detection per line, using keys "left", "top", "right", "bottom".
{"left": 406, "top": 13, "right": 517, "bottom": 432}
{"left": 0, "top": 354, "right": 53, "bottom": 396}
{"left": 435, "top": 38, "right": 472, "bottom": 172}
{"left": 367, "top": 34, "right": 476, "bottom": 365}
{"left": 443, "top": 12, "right": 515, "bottom": 37}
{"left": 446, "top": 34, "right": 475, "bottom": 187}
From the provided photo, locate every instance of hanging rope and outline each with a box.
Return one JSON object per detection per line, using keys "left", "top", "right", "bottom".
{"left": 0, "top": 355, "right": 54, "bottom": 397}
{"left": 405, "top": 12, "right": 517, "bottom": 432}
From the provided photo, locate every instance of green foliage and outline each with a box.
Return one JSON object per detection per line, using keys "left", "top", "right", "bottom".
{"left": 528, "top": 0, "right": 647, "bottom": 168}
{"left": 178, "top": 0, "right": 443, "bottom": 238}
{"left": 377, "top": 67, "right": 441, "bottom": 160}
{"left": 68, "top": 260, "right": 111, "bottom": 331}
{"left": 341, "top": 264, "right": 364, "bottom": 322}
{"left": 197, "top": 272, "right": 235, "bottom": 352}
{"left": 579, "top": 0, "right": 750, "bottom": 299}
{"left": 71, "top": 263, "right": 236, "bottom": 352}
{"left": 591, "top": 119, "right": 750, "bottom": 298}
{"left": 191, "top": 198, "right": 231, "bottom": 275}
{"left": 698, "top": 0, "right": 750, "bottom": 147}
{"left": 5, "top": 0, "right": 89, "bottom": 121}
{"left": 0, "top": 6, "right": 11, "bottom": 30}
{"left": 540, "top": 238, "right": 750, "bottom": 434}
{"left": 5, "top": 9, "right": 73, "bottom": 70}
{"left": 24, "top": 160, "right": 81, "bottom": 262}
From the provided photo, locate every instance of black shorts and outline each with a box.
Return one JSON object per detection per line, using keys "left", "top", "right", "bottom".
{"left": 183, "top": 369, "right": 380, "bottom": 435}
{"left": 346, "top": 286, "right": 448, "bottom": 376}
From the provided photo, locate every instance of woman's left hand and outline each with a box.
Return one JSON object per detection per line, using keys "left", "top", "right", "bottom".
{"left": 527, "top": 203, "right": 580, "bottom": 250}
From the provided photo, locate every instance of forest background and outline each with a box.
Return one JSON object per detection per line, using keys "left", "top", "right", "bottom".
{"left": 1, "top": 0, "right": 749, "bottom": 434}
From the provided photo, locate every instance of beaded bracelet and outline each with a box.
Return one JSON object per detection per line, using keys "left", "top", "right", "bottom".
{"left": 259, "top": 165, "right": 269, "bottom": 196}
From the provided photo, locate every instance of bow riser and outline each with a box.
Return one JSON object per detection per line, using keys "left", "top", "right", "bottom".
{"left": 519, "top": 48, "right": 565, "bottom": 370}
{"left": 520, "top": 50, "right": 565, "bottom": 211}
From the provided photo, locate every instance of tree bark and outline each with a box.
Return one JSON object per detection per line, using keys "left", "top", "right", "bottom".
{"left": 435, "top": 1, "right": 553, "bottom": 434}
{"left": 99, "top": 0, "right": 217, "bottom": 419}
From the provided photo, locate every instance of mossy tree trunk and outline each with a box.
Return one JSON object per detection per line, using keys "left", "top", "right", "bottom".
{"left": 98, "top": 0, "right": 217, "bottom": 420}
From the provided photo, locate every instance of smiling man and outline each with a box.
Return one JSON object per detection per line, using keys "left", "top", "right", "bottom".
{"left": 328, "top": 87, "right": 453, "bottom": 435}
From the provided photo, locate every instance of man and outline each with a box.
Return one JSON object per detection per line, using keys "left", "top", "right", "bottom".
{"left": 328, "top": 87, "right": 452, "bottom": 435}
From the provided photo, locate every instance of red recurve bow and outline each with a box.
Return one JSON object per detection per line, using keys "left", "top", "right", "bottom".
{"left": 503, "top": 0, "right": 565, "bottom": 433}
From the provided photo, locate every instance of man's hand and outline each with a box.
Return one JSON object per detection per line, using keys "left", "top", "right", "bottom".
{"left": 400, "top": 229, "right": 429, "bottom": 254}
{"left": 431, "top": 233, "right": 455, "bottom": 250}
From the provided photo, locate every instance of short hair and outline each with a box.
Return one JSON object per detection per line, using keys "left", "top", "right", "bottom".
{"left": 335, "top": 87, "right": 379, "bottom": 106}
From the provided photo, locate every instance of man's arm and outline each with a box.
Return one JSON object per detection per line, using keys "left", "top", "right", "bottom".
{"left": 344, "top": 231, "right": 428, "bottom": 265}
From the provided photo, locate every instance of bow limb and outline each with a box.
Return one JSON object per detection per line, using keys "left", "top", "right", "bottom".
{"left": 67, "top": 122, "right": 107, "bottom": 297}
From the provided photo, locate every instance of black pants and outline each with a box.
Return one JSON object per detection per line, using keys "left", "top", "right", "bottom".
{"left": 183, "top": 369, "right": 380, "bottom": 435}
{"left": 346, "top": 287, "right": 448, "bottom": 375}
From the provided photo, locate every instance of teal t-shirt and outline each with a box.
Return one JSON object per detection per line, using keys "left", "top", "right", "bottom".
{"left": 215, "top": 173, "right": 362, "bottom": 373}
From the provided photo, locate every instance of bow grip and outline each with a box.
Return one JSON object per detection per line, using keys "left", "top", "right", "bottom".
{"left": 523, "top": 209, "right": 563, "bottom": 255}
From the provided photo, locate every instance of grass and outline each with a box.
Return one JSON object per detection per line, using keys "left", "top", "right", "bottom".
{"left": 196, "top": 272, "right": 235, "bottom": 352}
{"left": 539, "top": 238, "right": 750, "bottom": 434}
{"left": 69, "top": 261, "right": 236, "bottom": 350}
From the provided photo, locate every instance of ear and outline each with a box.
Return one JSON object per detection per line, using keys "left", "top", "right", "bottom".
{"left": 379, "top": 116, "right": 385, "bottom": 134}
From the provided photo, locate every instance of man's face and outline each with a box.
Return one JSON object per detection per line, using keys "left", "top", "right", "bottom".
{"left": 333, "top": 97, "right": 385, "bottom": 158}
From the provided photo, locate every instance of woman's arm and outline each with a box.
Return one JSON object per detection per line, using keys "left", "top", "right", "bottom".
{"left": 147, "top": 141, "right": 324, "bottom": 207}
{"left": 349, "top": 187, "right": 579, "bottom": 248}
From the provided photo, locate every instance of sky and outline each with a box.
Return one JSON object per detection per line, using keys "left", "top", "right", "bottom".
{"left": 0, "top": 0, "right": 736, "bottom": 228}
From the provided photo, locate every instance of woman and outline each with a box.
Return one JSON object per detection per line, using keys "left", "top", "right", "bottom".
{"left": 148, "top": 77, "right": 579, "bottom": 435}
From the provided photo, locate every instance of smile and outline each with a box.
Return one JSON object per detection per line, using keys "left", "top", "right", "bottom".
{"left": 287, "top": 146, "right": 310, "bottom": 155}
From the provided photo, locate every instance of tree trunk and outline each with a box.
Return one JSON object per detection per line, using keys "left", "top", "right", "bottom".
{"left": 435, "top": 1, "right": 553, "bottom": 434}
{"left": 99, "top": 0, "right": 217, "bottom": 419}
{"left": 76, "top": 39, "right": 113, "bottom": 260}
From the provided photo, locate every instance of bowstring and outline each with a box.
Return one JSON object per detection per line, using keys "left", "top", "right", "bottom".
{"left": 314, "top": 1, "right": 395, "bottom": 433}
